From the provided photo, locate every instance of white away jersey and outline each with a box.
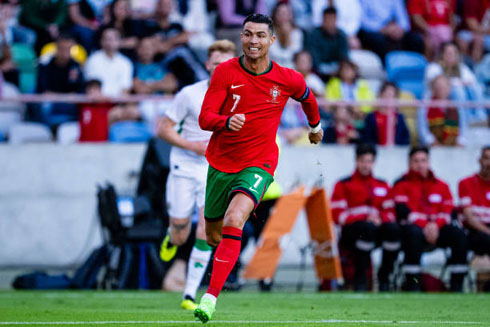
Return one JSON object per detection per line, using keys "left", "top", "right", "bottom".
{"left": 165, "top": 79, "right": 211, "bottom": 177}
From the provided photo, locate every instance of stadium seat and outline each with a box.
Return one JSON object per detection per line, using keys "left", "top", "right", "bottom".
{"left": 108, "top": 121, "right": 152, "bottom": 143}
{"left": 0, "top": 111, "right": 22, "bottom": 137}
{"left": 349, "top": 49, "right": 385, "bottom": 80}
{"left": 56, "top": 122, "right": 80, "bottom": 144}
{"left": 8, "top": 122, "right": 53, "bottom": 144}
{"left": 386, "top": 51, "right": 427, "bottom": 99}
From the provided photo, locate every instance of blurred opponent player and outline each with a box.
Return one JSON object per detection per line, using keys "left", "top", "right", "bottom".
{"left": 194, "top": 13, "right": 323, "bottom": 323}
{"left": 158, "top": 40, "right": 236, "bottom": 311}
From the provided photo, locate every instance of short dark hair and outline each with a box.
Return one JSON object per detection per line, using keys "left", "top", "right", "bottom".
{"left": 356, "top": 143, "right": 377, "bottom": 158}
{"left": 482, "top": 145, "right": 490, "bottom": 155}
{"left": 409, "top": 145, "right": 429, "bottom": 158}
{"left": 379, "top": 81, "right": 400, "bottom": 97}
{"left": 85, "top": 79, "right": 102, "bottom": 89}
{"left": 323, "top": 6, "right": 337, "bottom": 16}
{"left": 243, "top": 13, "right": 274, "bottom": 35}
{"left": 57, "top": 32, "right": 75, "bottom": 43}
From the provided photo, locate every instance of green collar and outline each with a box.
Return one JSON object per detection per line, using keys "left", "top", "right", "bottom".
{"left": 239, "top": 55, "right": 273, "bottom": 76}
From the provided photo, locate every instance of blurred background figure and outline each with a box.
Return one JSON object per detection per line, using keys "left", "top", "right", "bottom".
{"left": 269, "top": 1, "right": 303, "bottom": 69}
{"left": 457, "top": 0, "right": 490, "bottom": 64}
{"left": 293, "top": 50, "right": 324, "bottom": 97}
{"left": 418, "top": 74, "right": 467, "bottom": 147}
{"left": 408, "top": 0, "right": 455, "bottom": 61}
{"left": 322, "top": 104, "right": 359, "bottom": 145}
{"left": 362, "top": 82, "right": 410, "bottom": 146}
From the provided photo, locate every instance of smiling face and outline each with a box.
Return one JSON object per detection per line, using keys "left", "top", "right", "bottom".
{"left": 240, "top": 22, "right": 275, "bottom": 61}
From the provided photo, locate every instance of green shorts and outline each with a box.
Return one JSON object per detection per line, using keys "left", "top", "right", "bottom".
{"left": 204, "top": 165, "right": 274, "bottom": 221}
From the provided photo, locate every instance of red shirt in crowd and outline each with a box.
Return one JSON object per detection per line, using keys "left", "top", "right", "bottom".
{"left": 408, "top": 0, "right": 455, "bottom": 26}
{"left": 199, "top": 56, "right": 320, "bottom": 175}
{"left": 374, "top": 109, "right": 397, "bottom": 146}
{"left": 393, "top": 170, "right": 453, "bottom": 229}
{"left": 79, "top": 102, "right": 113, "bottom": 142}
{"left": 458, "top": 174, "right": 490, "bottom": 226}
{"left": 331, "top": 170, "right": 395, "bottom": 226}
{"left": 463, "top": 0, "right": 490, "bottom": 25}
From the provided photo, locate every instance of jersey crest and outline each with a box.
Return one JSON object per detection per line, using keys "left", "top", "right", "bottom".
{"left": 268, "top": 85, "right": 281, "bottom": 104}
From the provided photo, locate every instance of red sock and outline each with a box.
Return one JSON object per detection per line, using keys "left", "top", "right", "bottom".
{"left": 207, "top": 226, "right": 242, "bottom": 297}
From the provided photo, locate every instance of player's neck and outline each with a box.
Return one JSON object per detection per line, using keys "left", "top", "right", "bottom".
{"left": 241, "top": 55, "right": 271, "bottom": 75}
{"left": 479, "top": 171, "right": 490, "bottom": 181}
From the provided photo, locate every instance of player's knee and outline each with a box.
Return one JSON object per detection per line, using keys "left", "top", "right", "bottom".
{"left": 206, "top": 232, "right": 222, "bottom": 247}
{"left": 224, "top": 209, "right": 247, "bottom": 229}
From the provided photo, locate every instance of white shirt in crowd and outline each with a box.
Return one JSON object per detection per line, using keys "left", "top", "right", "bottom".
{"left": 312, "top": 0, "right": 362, "bottom": 36}
{"left": 84, "top": 50, "right": 133, "bottom": 97}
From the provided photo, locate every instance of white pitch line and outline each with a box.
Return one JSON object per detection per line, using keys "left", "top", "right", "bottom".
{"left": 0, "top": 320, "right": 484, "bottom": 325}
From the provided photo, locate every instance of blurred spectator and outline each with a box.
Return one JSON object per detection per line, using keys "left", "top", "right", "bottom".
{"left": 269, "top": 2, "right": 303, "bottom": 69}
{"left": 325, "top": 60, "right": 375, "bottom": 119}
{"left": 0, "top": 71, "right": 25, "bottom": 140}
{"left": 305, "top": 6, "right": 348, "bottom": 77}
{"left": 84, "top": 27, "right": 133, "bottom": 96}
{"left": 393, "top": 146, "right": 468, "bottom": 292}
{"left": 279, "top": 0, "right": 314, "bottom": 32}
{"left": 143, "top": 0, "right": 208, "bottom": 87}
{"left": 312, "top": 0, "right": 362, "bottom": 49}
{"left": 475, "top": 54, "right": 490, "bottom": 104}
{"left": 457, "top": 0, "right": 490, "bottom": 63}
{"left": 170, "top": 0, "right": 215, "bottom": 64}
{"left": 0, "top": 0, "right": 36, "bottom": 46}
{"left": 34, "top": 34, "right": 84, "bottom": 129}
{"left": 19, "top": 0, "right": 68, "bottom": 54}
{"left": 293, "top": 50, "right": 324, "bottom": 97}
{"left": 418, "top": 75, "right": 467, "bottom": 147}
{"left": 363, "top": 82, "right": 410, "bottom": 146}
{"left": 425, "top": 42, "right": 487, "bottom": 125}
{"left": 0, "top": 37, "right": 19, "bottom": 86}
{"left": 133, "top": 36, "right": 177, "bottom": 95}
{"left": 78, "top": 79, "right": 113, "bottom": 141}
{"left": 458, "top": 146, "right": 490, "bottom": 258}
{"left": 67, "top": 0, "right": 112, "bottom": 53}
{"left": 108, "top": 102, "right": 141, "bottom": 125}
{"left": 96, "top": 0, "right": 142, "bottom": 60}
{"left": 358, "top": 0, "right": 424, "bottom": 62}
{"left": 331, "top": 143, "right": 401, "bottom": 291}
{"left": 278, "top": 101, "right": 310, "bottom": 145}
{"left": 322, "top": 104, "right": 359, "bottom": 144}
{"left": 215, "top": 0, "right": 267, "bottom": 49}
{"left": 408, "top": 0, "right": 456, "bottom": 60}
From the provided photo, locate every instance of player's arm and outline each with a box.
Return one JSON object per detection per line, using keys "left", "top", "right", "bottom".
{"left": 459, "top": 181, "right": 490, "bottom": 235}
{"left": 199, "top": 64, "right": 242, "bottom": 132}
{"left": 157, "top": 116, "right": 207, "bottom": 156}
{"left": 291, "top": 72, "right": 322, "bottom": 144}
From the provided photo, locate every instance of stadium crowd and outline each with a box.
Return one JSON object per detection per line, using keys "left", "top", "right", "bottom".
{"left": 0, "top": 0, "right": 489, "bottom": 144}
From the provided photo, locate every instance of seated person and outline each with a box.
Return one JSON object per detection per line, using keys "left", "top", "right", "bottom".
{"left": 79, "top": 79, "right": 114, "bottom": 142}
{"left": 325, "top": 60, "right": 375, "bottom": 122}
{"left": 305, "top": 7, "right": 349, "bottom": 77}
{"left": 393, "top": 145, "right": 468, "bottom": 292}
{"left": 323, "top": 104, "right": 359, "bottom": 145}
{"left": 293, "top": 50, "right": 325, "bottom": 98}
{"left": 133, "top": 37, "right": 177, "bottom": 95}
{"left": 331, "top": 143, "right": 401, "bottom": 291}
{"left": 458, "top": 146, "right": 490, "bottom": 259}
{"left": 35, "top": 34, "right": 84, "bottom": 130}
{"left": 418, "top": 74, "right": 468, "bottom": 147}
{"left": 457, "top": 0, "right": 490, "bottom": 63}
{"left": 362, "top": 82, "right": 410, "bottom": 146}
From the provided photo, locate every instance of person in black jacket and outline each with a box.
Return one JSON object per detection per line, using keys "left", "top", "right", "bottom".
{"left": 362, "top": 82, "right": 410, "bottom": 146}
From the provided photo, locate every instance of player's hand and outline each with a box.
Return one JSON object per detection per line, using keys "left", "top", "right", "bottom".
{"left": 228, "top": 114, "right": 245, "bottom": 131}
{"left": 423, "top": 222, "right": 439, "bottom": 245}
{"left": 308, "top": 128, "right": 323, "bottom": 144}
{"left": 189, "top": 140, "right": 208, "bottom": 156}
{"left": 367, "top": 213, "right": 382, "bottom": 226}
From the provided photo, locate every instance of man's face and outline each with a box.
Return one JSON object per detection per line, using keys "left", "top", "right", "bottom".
{"left": 240, "top": 22, "right": 275, "bottom": 61}
{"left": 479, "top": 149, "right": 490, "bottom": 176}
{"left": 56, "top": 39, "right": 73, "bottom": 64}
{"left": 409, "top": 151, "right": 430, "bottom": 177}
{"left": 356, "top": 153, "right": 374, "bottom": 176}
{"left": 206, "top": 51, "right": 234, "bottom": 76}
{"left": 137, "top": 38, "right": 155, "bottom": 63}
{"left": 322, "top": 13, "right": 337, "bottom": 34}
{"left": 156, "top": 0, "right": 172, "bottom": 17}
{"left": 101, "top": 29, "right": 120, "bottom": 53}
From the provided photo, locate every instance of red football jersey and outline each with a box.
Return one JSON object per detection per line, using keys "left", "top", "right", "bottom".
{"left": 199, "top": 56, "right": 320, "bottom": 175}
{"left": 458, "top": 174, "right": 490, "bottom": 225}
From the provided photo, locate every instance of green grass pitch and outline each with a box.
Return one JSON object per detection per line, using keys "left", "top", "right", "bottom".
{"left": 1, "top": 291, "right": 489, "bottom": 326}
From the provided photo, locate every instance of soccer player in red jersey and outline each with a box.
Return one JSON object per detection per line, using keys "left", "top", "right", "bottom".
{"left": 458, "top": 146, "right": 490, "bottom": 256}
{"left": 193, "top": 13, "right": 323, "bottom": 323}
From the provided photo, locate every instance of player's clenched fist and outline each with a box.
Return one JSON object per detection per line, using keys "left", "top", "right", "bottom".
{"left": 309, "top": 128, "right": 323, "bottom": 144}
{"left": 227, "top": 114, "right": 246, "bottom": 131}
